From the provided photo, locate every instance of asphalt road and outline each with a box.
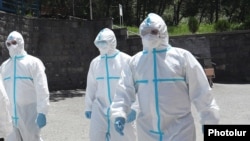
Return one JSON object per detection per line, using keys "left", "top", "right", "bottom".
{"left": 41, "top": 83, "right": 250, "bottom": 141}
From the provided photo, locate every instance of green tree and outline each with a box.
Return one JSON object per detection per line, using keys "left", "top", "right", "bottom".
{"left": 11, "top": 0, "right": 250, "bottom": 28}
{"left": 188, "top": 16, "right": 199, "bottom": 33}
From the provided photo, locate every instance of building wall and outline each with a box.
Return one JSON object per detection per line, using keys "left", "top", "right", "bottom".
{"left": 123, "top": 32, "right": 250, "bottom": 83}
{"left": 1, "top": 11, "right": 249, "bottom": 91}
{"left": 0, "top": 11, "right": 112, "bottom": 90}
{"left": 208, "top": 31, "right": 250, "bottom": 82}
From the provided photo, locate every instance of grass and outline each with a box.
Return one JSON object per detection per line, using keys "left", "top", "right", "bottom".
{"left": 168, "top": 23, "right": 216, "bottom": 36}
{"left": 124, "top": 23, "right": 217, "bottom": 36}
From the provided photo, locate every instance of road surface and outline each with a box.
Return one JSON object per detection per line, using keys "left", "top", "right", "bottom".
{"left": 41, "top": 83, "right": 250, "bottom": 141}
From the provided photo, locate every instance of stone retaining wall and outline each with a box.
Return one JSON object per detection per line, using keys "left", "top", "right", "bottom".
{"left": 1, "top": 11, "right": 249, "bottom": 91}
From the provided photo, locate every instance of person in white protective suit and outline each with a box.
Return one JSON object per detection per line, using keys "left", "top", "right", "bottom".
{"left": 0, "top": 31, "right": 50, "bottom": 141}
{"left": 110, "top": 13, "right": 220, "bottom": 141}
{"left": 84, "top": 28, "right": 137, "bottom": 141}
{"left": 0, "top": 74, "right": 13, "bottom": 141}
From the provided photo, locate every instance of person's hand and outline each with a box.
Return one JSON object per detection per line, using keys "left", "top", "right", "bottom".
{"left": 114, "top": 117, "right": 125, "bottom": 136}
{"left": 127, "top": 109, "right": 136, "bottom": 123}
{"left": 85, "top": 111, "right": 92, "bottom": 119}
{"left": 36, "top": 113, "right": 46, "bottom": 128}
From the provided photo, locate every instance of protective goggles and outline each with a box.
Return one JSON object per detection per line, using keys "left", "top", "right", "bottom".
{"left": 6, "top": 40, "right": 17, "bottom": 46}
{"left": 140, "top": 27, "right": 159, "bottom": 36}
{"left": 95, "top": 40, "right": 108, "bottom": 48}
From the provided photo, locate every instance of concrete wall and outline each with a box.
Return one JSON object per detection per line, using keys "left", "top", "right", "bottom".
{"left": 0, "top": 11, "right": 112, "bottom": 90}
{"left": 117, "top": 31, "right": 250, "bottom": 83}
{"left": 208, "top": 31, "right": 250, "bottom": 82}
{"left": 1, "top": 11, "right": 249, "bottom": 91}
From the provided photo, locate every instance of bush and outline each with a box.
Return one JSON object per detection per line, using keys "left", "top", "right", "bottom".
{"left": 231, "top": 23, "right": 245, "bottom": 30}
{"left": 242, "top": 17, "right": 250, "bottom": 30}
{"left": 188, "top": 17, "right": 199, "bottom": 33}
{"left": 214, "top": 20, "right": 230, "bottom": 32}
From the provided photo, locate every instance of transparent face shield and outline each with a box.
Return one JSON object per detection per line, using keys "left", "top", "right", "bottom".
{"left": 140, "top": 27, "right": 160, "bottom": 37}
{"left": 6, "top": 40, "right": 17, "bottom": 47}
{"left": 6, "top": 39, "right": 18, "bottom": 51}
{"left": 140, "top": 27, "right": 162, "bottom": 49}
{"left": 5, "top": 39, "right": 20, "bottom": 57}
{"left": 95, "top": 40, "right": 108, "bottom": 48}
{"left": 95, "top": 40, "right": 109, "bottom": 54}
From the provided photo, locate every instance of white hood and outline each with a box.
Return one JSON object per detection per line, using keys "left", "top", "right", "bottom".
{"left": 139, "top": 13, "right": 169, "bottom": 50}
{"left": 5, "top": 31, "right": 27, "bottom": 58}
{"left": 94, "top": 28, "right": 117, "bottom": 55}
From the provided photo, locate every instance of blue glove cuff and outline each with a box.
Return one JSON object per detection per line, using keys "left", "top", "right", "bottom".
{"left": 127, "top": 109, "right": 136, "bottom": 123}
{"left": 37, "top": 113, "right": 46, "bottom": 128}
{"left": 85, "top": 111, "right": 92, "bottom": 119}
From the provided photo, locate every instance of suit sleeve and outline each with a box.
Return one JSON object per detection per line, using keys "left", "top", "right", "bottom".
{"left": 85, "top": 61, "right": 97, "bottom": 112}
{"left": 185, "top": 51, "right": 220, "bottom": 125}
{"left": 33, "top": 59, "right": 50, "bottom": 114}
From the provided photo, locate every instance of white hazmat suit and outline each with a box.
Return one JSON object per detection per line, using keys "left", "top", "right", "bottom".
{"left": 0, "top": 31, "right": 50, "bottom": 141}
{"left": 84, "top": 28, "right": 136, "bottom": 141}
{"left": 0, "top": 74, "right": 13, "bottom": 139}
{"left": 110, "top": 13, "right": 220, "bottom": 141}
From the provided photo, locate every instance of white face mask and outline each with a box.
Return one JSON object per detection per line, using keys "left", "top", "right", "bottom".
{"left": 142, "top": 34, "right": 161, "bottom": 49}
{"left": 8, "top": 45, "right": 19, "bottom": 57}
{"left": 6, "top": 41, "right": 19, "bottom": 57}
{"left": 95, "top": 41, "right": 109, "bottom": 55}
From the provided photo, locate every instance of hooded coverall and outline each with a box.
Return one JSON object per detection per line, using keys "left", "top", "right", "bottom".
{"left": 0, "top": 31, "right": 50, "bottom": 141}
{"left": 110, "top": 13, "right": 220, "bottom": 141}
{"left": 85, "top": 28, "right": 136, "bottom": 141}
{"left": 0, "top": 74, "right": 12, "bottom": 139}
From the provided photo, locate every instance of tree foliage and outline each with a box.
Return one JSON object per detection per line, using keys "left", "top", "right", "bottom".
{"left": 188, "top": 16, "right": 199, "bottom": 33}
{"left": 214, "top": 19, "right": 230, "bottom": 32}
{"left": 6, "top": 0, "right": 250, "bottom": 28}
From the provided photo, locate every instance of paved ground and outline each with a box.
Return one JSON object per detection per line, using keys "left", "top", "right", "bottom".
{"left": 41, "top": 83, "right": 250, "bottom": 141}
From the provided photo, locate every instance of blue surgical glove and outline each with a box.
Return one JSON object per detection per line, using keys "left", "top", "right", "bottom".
{"left": 37, "top": 113, "right": 46, "bottom": 128}
{"left": 127, "top": 109, "right": 136, "bottom": 123}
{"left": 114, "top": 117, "right": 125, "bottom": 136}
{"left": 85, "top": 111, "right": 92, "bottom": 119}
